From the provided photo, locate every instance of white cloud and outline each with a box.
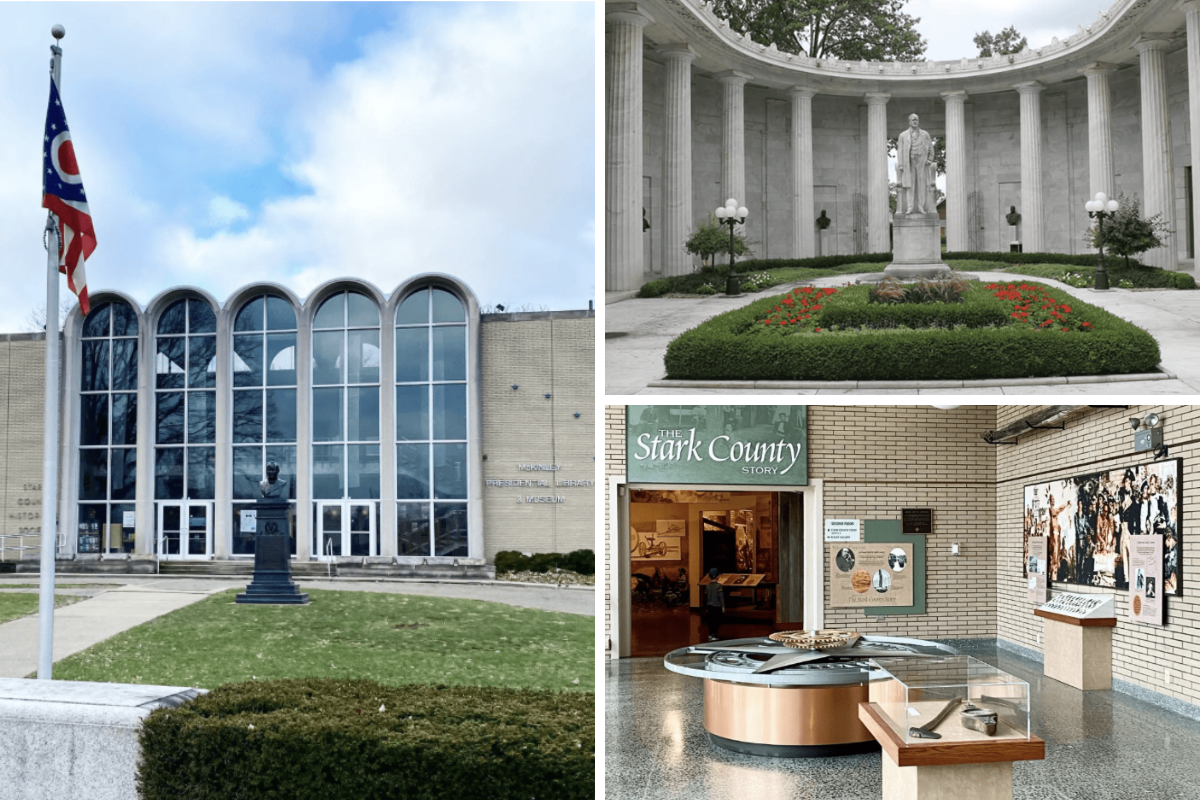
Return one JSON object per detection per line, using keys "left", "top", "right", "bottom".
{"left": 908, "top": 1, "right": 1110, "bottom": 60}
{"left": 158, "top": 2, "right": 595, "bottom": 309}
{"left": 207, "top": 196, "right": 251, "bottom": 228}
{"left": 0, "top": 3, "right": 594, "bottom": 332}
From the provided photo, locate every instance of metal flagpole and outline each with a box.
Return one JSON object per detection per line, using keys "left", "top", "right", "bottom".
{"left": 37, "top": 24, "right": 66, "bottom": 680}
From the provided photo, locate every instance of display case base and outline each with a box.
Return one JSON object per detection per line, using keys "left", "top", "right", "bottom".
{"left": 708, "top": 733, "right": 879, "bottom": 758}
{"left": 883, "top": 753, "right": 1013, "bottom": 800}
{"left": 1039, "top": 615, "right": 1113, "bottom": 690}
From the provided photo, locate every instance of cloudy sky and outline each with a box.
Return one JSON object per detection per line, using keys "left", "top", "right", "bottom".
{"left": 0, "top": 2, "right": 595, "bottom": 332}
{"left": 908, "top": 0, "right": 1113, "bottom": 61}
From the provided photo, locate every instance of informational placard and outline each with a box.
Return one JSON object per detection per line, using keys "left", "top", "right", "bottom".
{"left": 1036, "top": 592, "right": 1115, "bottom": 619}
{"left": 240, "top": 509, "right": 257, "bottom": 533}
{"left": 1027, "top": 537, "right": 1048, "bottom": 603}
{"left": 626, "top": 405, "right": 808, "bottom": 485}
{"left": 824, "top": 518, "right": 861, "bottom": 542}
{"left": 122, "top": 511, "right": 136, "bottom": 528}
{"left": 828, "top": 542, "right": 914, "bottom": 607}
{"left": 1129, "top": 535, "right": 1164, "bottom": 625}
{"left": 901, "top": 508, "right": 933, "bottom": 534}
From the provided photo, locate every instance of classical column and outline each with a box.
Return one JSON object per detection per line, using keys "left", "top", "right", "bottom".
{"left": 1136, "top": 35, "right": 1177, "bottom": 270}
{"left": 660, "top": 44, "right": 696, "bottom": 277}
{"left": 715, "top": 71, "right": 752, "bottom": 210}
{"left": 604, "top": 5, "right": 652, "bottom": 292}
{"left": 791, "top": 87, "right": 816, "bottom": 259}
{"left": 1082, "top": 63, "right": 1117, "bottom": 201}
{"left": 941, "top": 90, "right": 968, "bottom": 253}
{"left": 1183, "top": 5, "right": 1200, "bottom": 266}
{"left": 1015, "top": 82, "right": 1044, "bottom": 253}
{"left": 865, "top": 92, "right": 890, "bottom": 253}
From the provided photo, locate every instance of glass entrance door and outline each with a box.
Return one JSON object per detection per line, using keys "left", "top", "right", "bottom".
{"left": 316, "top": 501, "right": 375, "bottom": 559}
{"left": 157, "top": 502, "right": 212, "bottom": 559}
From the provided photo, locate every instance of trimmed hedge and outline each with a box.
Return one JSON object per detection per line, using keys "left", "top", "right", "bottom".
{"left": 664, "top": 287, "right": 1161, "bottom": 381}
{"left": 494, "top": 549, "right": 595, "bottom": 576}
{"left": 817, "top": 284, "right": 1008, "bottom": 329}
{"left": 733, "top": 252, "right": 894, "bottom": 272}
{"left": 139, "top": 679, "right": 594, "bottom": 800}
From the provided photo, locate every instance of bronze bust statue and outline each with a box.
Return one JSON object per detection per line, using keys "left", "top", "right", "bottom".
{"left": 816, "top": 210, "right": 831, "bottom": 230}
{"left": 259, "top": 461, "right": 289, "bottom": 499}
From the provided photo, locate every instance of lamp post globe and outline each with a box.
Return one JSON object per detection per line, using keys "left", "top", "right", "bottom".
{"left": 1086, "top": 191, "right": 1118, "bottom": 291}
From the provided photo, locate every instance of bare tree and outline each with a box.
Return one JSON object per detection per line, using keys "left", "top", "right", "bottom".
{"left": 23, "top": 299, "right": 76, "bottom": 333}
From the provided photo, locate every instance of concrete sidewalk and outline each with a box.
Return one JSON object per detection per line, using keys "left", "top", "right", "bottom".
{"left": 605, "top": 271, "right": 1200, "bottom": 395}
{"left": 0, "top": 584, "right": 228, "bottom": 678}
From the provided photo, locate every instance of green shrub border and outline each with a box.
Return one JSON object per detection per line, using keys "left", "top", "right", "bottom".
{"left": 494, "top": 549, "right": 595, "bottom": 576}
{"left": 664, "top": 287, "right": 1161, "bottom": 381}
{"left": 139, "top": 679, "right": 595, "bottom": 800}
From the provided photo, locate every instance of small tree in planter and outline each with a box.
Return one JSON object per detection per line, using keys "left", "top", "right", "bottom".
{"left": 684, "top": 214, "right": 751, "bottom": 268}
{"left": 1084, "top": 193, "right": 1172, "bottom": 269}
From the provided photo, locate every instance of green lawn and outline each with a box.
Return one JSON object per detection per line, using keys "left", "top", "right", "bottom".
{"left": 0, "top": 593, "right": 85, "bottom": 624}
{"left": 51, "top": 589, "right": 593, "bottom": 692}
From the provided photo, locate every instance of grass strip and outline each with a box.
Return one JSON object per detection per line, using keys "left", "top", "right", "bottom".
{"left": 51, "top": 588, "right": 592, "bottom": 692}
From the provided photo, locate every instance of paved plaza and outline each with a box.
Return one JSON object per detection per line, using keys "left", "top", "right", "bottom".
{"left": 605, "top": 271, "right": 1200, "bottom": 395}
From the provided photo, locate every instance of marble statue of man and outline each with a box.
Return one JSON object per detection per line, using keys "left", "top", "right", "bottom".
{"left": 896, "top": 113, "right": 935, "bottom": 215}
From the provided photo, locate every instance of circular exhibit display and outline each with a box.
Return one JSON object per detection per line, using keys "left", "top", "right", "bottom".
{"left": 664, "top": 633, "right": 957, "bottom": 757}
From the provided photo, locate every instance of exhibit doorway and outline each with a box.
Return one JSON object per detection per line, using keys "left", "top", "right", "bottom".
{"left": 314, "top": 501, "right": 376, "bottom": 558}
{"left": 156, "top": 501, "right": 212, "bottom": 559}
{"left": 626, "top": 488, "right": 802, "bottom": 657}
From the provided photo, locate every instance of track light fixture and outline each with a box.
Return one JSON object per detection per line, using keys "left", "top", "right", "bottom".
{"left": 1155, "top": 444, "right": 1170, "bottom": 461}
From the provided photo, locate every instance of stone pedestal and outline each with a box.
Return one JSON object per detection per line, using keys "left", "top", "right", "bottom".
{"left": 1036, "top": 611, "right": 1113, "bottom": 690}
{"left": 236, "top": 499, "right": 309, "bottom": 605}
{"left": 885, "top": 214, "right": 949, "bottom": 279}
{"left": 883, "top": 755, "right": 1013, "bottom": 800}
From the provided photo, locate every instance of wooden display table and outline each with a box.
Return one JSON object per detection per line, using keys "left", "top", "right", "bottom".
{"left": 1033, "top": 608, "right": 1116, "bottom": 690}
{"left": 859, "top": 702, "right": 1044, "bottom": 800}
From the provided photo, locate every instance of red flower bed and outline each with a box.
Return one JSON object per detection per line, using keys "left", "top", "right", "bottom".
{"left": 761, "top": 286, "right": 838, "bottom": 331}
{"left": 984, "top": 282, "right": 1094, "bottom": 332}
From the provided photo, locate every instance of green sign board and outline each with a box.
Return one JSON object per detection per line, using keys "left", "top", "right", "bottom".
{"left": 626, "top": 405, "right": 808, "bottom": 485}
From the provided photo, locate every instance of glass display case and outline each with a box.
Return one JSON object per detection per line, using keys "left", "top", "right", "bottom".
{"left": 872, "top": 655, "right": 1030, "bottom": 745}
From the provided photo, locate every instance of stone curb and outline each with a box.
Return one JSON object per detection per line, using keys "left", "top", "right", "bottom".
{"left": 648, "top": 368, "right": 1175, "bottom": 391}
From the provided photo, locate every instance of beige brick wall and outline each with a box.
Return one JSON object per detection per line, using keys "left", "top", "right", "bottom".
{"left": 604, "top": 404, "right": 998, "bottom": 655}
{"left": 814, "top": 405, "right": 997, "bottom": 638}
{"left": 479, "top": 312, "right": 595, "bottom": 561}
{"left": 995, "top": 404, "right": 1200, "bottom": 707}
{"left": 0, "top": 334, "right": 56, "bottom": 560}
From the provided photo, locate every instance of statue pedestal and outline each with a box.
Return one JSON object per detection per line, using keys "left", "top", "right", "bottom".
{"left": 884, "top": 213, "right": 950, "bottom": 279}
{"left": 236, "top": 499, "right": 309, "bottom": 605}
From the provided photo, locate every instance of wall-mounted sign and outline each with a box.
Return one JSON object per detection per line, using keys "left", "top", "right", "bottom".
{"left": 1027, "top": 536, "right": 1048, "bottom": 603}
{"left": 1022, "top": 458, "right": 1181, "bottom": 594}
{"left": 240, "top": 509, "right": 257, "bottom": 533}
{"left": 1129, "top": 534, "right": 1164, "bottom": 625}
{"left": 824, "top": 519, "right": 861, "bottom": 542}
{"left": 902, "top": 508, "right": 933, "bottom": 534}
{"left": 626, "top": 405, "right": 807, "bottom": 485}
{"left": 122, "top": 511, "right": 136, "bottom": 528}
{"left": 828, "top": 542, "right": 914, "bottom": 608}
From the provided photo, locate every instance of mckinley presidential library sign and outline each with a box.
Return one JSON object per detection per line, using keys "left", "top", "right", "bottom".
{"left": 626, "top": 406, "right": 808, "bottom": 485}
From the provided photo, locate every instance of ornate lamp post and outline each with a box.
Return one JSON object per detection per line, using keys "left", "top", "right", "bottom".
{"left": 1085, "top": 192, "right": 1119, "bottom": 291}
{"left": 717, "top": 198, "right": 748, "bottom": 295}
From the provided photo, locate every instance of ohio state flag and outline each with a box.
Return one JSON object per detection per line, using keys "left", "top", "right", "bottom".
{"left": 42, "top": 73, "right": 95, "bottom": 315}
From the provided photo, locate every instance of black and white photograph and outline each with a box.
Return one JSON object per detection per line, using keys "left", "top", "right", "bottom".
{"left": 1136, "top": 568, "right": 1145, "bottom": 590}
{"left": 1146, "top": 577, "right": 1157, "bottom": 599}
{"left": 872, "top": 569, "right": 891, "bottom": 593}
{"left": 1023, "top": 459, "right": 1182, "bottom": 594}
{"left": 836, "top": 547, "right": 855, "bottom": 572}
{"left": 888, "top": 547, "right": 908, "bottom": 571}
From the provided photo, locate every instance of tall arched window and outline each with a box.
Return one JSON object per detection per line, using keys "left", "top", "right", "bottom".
{"left": 154, "top": 297, "right": 217, "bottom": 556}
{"left": 78, "top": 300, "right": 138, "bottom": 554}
{"left": 312, "top": 290, "right": 380, "bottom": 557}
{"left": 232, "top": 294, "right": 298, "bottom": 555}
{"left": 395, "top": 286, "right": 468, "bottom": 557}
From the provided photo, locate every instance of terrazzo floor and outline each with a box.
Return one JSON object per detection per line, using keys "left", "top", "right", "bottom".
{"left": 605, "top": 641, "right": 1200, "bottom": 799}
